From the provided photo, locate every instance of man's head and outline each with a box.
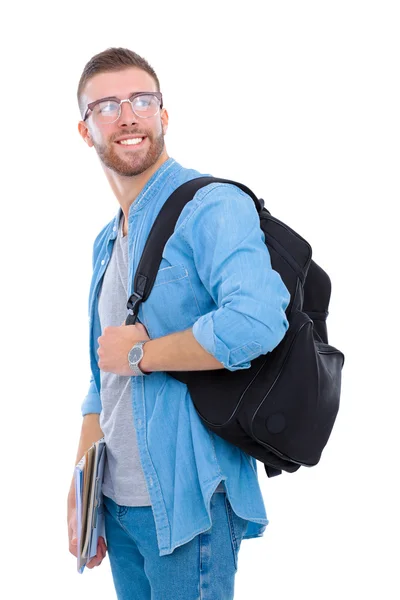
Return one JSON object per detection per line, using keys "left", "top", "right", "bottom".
{"left": 77, "top": 48, "right": 169, "bottom": 177}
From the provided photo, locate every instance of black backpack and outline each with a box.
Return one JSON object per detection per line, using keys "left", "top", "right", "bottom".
{"left": 125, "top": 177, "right": 345, "bottom": 477}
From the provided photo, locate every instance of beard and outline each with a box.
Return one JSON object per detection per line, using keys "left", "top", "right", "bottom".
{"left": 93, "top": 128, "right": 165, "bottom": 177}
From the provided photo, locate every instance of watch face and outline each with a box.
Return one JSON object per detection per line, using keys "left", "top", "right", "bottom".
{"left": 129, "top": 345, "right": 143, "bottom": 363}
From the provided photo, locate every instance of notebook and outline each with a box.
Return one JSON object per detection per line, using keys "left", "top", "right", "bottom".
{"left": 74, "top": 437, "right": 107, "bottom": 573}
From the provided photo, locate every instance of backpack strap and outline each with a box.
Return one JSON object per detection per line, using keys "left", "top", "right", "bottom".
{"left": 126, "top": 176, "right": 262, "bottom": 324}
{"left": 302, "top": 260, "right": 331, "bottom": 344}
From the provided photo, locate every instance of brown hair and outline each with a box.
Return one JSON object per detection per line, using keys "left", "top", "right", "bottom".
{"left": 77, "top": 47, "right": 161, "bottom": 118}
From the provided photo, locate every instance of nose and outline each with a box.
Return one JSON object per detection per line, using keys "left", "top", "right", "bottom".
{"left": 117, "top": 99, "right": 138, "bottom": 126}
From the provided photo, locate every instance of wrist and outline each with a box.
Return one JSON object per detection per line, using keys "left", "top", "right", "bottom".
{"left": 139, "top": 342, "right": 151, "bottom": 374}
{"left": 68, "top": 484, "right": 76, "bottom": 506}
{"left": 128, "top": 340, "right": 152, "bottom": 375}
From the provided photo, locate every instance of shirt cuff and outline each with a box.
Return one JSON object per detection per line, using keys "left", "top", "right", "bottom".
{"left": 192, "top": 311, "right": 262, "bottom": 371}
{"left": 81, "top": 387, "right": 102, "bottom": 416}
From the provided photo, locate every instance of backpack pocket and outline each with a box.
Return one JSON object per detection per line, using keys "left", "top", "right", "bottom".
{"left": 247, "top": 308, "right": 344, "bottom": 466}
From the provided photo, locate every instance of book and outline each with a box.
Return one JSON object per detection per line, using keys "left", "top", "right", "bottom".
{"left": 74, "top": 437, "right": 107, "bottom": 573}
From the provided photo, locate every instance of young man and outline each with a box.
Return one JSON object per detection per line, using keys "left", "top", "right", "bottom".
{"left": 67, "top": 47, "right": 291, "bottom": 599}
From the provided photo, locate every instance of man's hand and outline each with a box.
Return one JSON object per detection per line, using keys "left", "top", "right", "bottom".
{"left": 97, "top": 322, "right": 150, "bottom": 376}
{"left": 68, "top": 489, "right": 107, "bottom": 568}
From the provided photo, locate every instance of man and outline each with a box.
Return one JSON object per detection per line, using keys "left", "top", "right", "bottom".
{"left": 67, "top": 47, "right": 291, "bottom": 599}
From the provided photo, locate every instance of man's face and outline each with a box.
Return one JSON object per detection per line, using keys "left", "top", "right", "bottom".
{"left": 80, "top": 68, "right": 168, "bottom": 177}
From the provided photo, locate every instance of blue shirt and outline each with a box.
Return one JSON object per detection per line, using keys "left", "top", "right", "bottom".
{"left": 81, "top": 157, "right": 291, "bottom": 556}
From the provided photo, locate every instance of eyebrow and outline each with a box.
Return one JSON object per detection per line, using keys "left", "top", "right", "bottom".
{"left": 100, "top": 91, "right": 151, "bottom": 100}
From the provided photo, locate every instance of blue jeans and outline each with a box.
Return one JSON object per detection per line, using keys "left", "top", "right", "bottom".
{"left": 103, "top": 491, "right": 248, "bottom": 599}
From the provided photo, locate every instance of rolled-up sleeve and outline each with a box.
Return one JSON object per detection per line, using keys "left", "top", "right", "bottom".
{"left": 81, "top": 373, "right": 102, "bottom": 416}
{"left": 183, "top": 183, "right": 291, "bottom": 371}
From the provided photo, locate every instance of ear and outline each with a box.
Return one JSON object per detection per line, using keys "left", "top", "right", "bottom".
{"left": 78, "top": 121, "right": 93, "bottom": 146}
{"left": 161, "top": 108, "right": 169, "bottom": 135}
{"left": 78, "top": 121, "right": 93, "bottom": 147}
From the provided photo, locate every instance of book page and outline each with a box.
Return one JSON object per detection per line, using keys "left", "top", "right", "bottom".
{"left": 75, "top": 467, "right": 86, "bottom": 573}
{"left": 80, "top": 444, "right": 95, "bottom": 556}
{"left": 88, "top": 443, "right": 106, "bottom": 557}
{"left": 82, "top": 441, "right": 100, "bottom": 557}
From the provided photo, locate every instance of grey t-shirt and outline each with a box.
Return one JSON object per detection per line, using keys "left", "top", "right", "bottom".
{"left": 98, "top": 212, "right": 224, "bottom": 506}
{"left": 98, "top": 213, "right": 152, "bottom": 506}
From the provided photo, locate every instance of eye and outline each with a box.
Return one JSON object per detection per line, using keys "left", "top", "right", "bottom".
{"left": 135, "top": 97, "right": 151, "bottom": 108}
{"left": 132, "top": 94, "right": 158, "bottom": 112}
{"left": 96, "top": 100, "right": 120, "bottom": 115}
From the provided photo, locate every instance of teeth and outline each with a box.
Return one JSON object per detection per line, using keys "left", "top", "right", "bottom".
{"left": 119, "top": 137, "right": 144, "bottom": 145}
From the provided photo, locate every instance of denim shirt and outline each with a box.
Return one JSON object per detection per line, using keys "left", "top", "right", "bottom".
{"left": 81, "top": 157, "right": 291, "bottom": 556}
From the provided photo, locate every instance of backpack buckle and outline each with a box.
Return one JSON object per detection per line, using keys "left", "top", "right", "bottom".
{"left": 127, "top": 291, "right": 143, "bottom": 315}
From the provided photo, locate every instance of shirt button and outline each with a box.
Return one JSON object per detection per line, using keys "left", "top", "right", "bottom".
{"left": 137, "top": 419, "right": 142, "bottom": 428}
{"left": 101, "top": 259, "right": 105, "bottom": 265}
{"left": 113, "top": 225, "right": 117, "bottom": 231}
{"left": 149, "top": 477, "right": 153, "bottom": 487}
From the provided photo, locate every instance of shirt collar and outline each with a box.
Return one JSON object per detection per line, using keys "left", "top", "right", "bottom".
{"left": 109, "top": 157, "right": 179, "bottom": 241}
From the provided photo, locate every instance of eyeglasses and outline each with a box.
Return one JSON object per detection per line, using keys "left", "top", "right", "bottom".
{"left": 82, "top": 91, "right": 163, "bottom": 124}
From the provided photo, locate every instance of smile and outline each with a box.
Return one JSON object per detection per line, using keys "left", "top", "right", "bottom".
{"left": 115, "top": 137, "right": 146, "bottom": 148}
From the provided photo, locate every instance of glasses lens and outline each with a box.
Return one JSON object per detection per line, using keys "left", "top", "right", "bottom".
{"left": 93, "top": 100, "right": 121, "bottom": 124}
{"left": 131, "top": 94, "right": 160, "bottom": 118}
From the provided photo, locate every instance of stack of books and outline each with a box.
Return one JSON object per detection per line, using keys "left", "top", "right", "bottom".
{"left": 74, "top": 438, "right": 107, "bottom": 573}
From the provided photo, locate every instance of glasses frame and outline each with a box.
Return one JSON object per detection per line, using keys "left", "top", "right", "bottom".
{"left": 82, "top": 91, "right": 163, "bottom": 123}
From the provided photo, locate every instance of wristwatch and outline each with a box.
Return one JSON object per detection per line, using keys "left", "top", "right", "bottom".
{"left": 128, "top": 341, "right": 149, "bottom": 376}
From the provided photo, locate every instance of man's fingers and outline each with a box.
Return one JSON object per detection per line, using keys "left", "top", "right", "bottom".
{"left": 86, "top": 538, "right": 107, "bottom": 568}
{"left": 68, "top": 521, "right": 78, "bottom": 557}
{"left": 98, "top": 536, "right": 107, "bottom": 557}
{"left": 86, "top": 557, "right": 103, "bottom": 569}
{"left": 121, "top": 320, "right": 149, "bottom": 335}
{"left": 86, "top": 557, "right": 99, "bottom": 569}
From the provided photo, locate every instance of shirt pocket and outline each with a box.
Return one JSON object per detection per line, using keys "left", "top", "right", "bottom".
{"left": 141, "top": 263, "right": 202, "bottom": 338}
{"left": 153, "top": 264, "right": 188, "bottom": 287}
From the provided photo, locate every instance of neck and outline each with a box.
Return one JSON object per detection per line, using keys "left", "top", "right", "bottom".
{"left": 105, "top": 149, "right": 170, "bottom": 235}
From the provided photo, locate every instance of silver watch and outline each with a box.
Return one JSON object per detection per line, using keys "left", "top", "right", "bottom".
{"left": 128, "top": 341, "right": 148, "bottom": 376}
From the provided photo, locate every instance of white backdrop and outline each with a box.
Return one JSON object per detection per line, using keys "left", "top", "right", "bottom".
{"left": 1, "top": 1, "right": 399, "bottom": 598}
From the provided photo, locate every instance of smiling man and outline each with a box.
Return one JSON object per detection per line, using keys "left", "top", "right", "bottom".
{"left": 67, "top": 47, "right": 291, "bottom": 600}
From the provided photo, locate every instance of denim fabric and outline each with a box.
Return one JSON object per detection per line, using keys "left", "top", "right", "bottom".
{"left": 82, "top": 157, "right": 291, "bottom": 556}
{"left": 103, "top": 491, "right": 248, "bottom": 600}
